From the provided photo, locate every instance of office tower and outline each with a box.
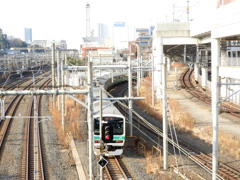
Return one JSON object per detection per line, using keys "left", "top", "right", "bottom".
{"left": 24, "top": 28, "right": 32, "bottom": 43}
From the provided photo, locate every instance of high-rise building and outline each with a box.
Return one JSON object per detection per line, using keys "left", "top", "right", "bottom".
{"left": 98, "top": 23, "right": 109, "bottom": 39}
{"left": 97, "top": 23, "right": 109, "bottom": 44}
{"left": 24, "top": 28, "right": 32, "bottom": 43}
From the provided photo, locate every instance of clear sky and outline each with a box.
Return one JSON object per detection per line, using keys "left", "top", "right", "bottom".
{"left": 0, "top": 0, "right": 200, "bottom": 49}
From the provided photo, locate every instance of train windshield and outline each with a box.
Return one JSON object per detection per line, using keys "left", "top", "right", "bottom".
{"left": 94, "top": 117, "right": 124, "bottom": 135}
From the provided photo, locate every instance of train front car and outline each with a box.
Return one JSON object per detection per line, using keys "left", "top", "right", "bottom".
{"left": 93, "top": 99, "right": 126, "bottom": 156}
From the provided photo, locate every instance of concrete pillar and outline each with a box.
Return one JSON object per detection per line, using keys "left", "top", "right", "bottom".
{"left": 220, "top": 77, "right": 227, "bottom": 99}
{"left": 184, "top": 45, "right": 186, "bottom": 63}
{"left": 221, "top": 50, "right": 228, "bottom": 66}
{"left": 167, "top": 57, "right": 171, "bottom": 71}
{"left": 52, "top": 43, "right": 56, "bottom": 108}
{"left": 154, "top": 37, "right": 163, "bottom": 98}
{"left": 211, "top": 38, "right": 220, "bottom": 180}
{"left": 128, "top": 56, "right": 133, "bottom": 136}
{"left": 194, "top": 45, "right": 200, "bottom": 81}
{"left": 201, "top": 67, "right": 208, "bottom": 89}
{"left": 194, "top": 63, "right": 199, "bottom": 81}
{"left": 162, "top": 58, "right": 168, "bottom": 170}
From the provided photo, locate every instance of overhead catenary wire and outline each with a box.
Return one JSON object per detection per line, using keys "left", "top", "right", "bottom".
{"left": 102, "top": 84, "right": 224, "bottom": 179}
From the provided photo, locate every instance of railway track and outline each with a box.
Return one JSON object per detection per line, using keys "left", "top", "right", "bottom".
{"left": 0, "top": 78, "right": 43, "bottom": 153}
{"left": 22, "top": 78, "right": 51, "bottom": 180}
{"left": 181, "top": 67, "right": 240, "bottom": 117}
{"left": 107, "top": 80, "right": 240, "bottom": 180}
{"left": 0, "top": 70, "right": 51, "bottom": 178}
{"left": 104, "top": 156, "right": 131, "bottom": 180}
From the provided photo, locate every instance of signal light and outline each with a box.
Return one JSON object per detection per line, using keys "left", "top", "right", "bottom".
{"left": 102, "top": 125, "right": 113, "bottom": 143}
{"left": 95, "top": 140, "right": 99, "bottom": 143}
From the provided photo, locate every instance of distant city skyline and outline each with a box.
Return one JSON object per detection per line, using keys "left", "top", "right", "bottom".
{"left": 1, "top": 0, "right": 207, "bottom": 49}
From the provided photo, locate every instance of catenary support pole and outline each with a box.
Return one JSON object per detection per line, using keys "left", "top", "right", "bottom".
{"left": 52, "top": 43, "right": 56, "bottom": 109}
{"left": 211, "top": 38, "right": 220, "bottom": 180}
{"left": 184, "top": 45, "right": 186, "bottom": 64}
{"left": 151, "top": 54, "right": 155, "bottom": 107}
{"left": 87, "top": 62, "right": 94, "bottom": 180}
{"left": 194, "top": 44, "right": 200, "bottom": 80}
{"left": 162, "top": 57, "right": 168, "bottom": 170}
{"left": 99, "top": 89, "right": 103, "bottom": 180}
{"left": 128, "top": 56, "right": 133, "bottom": 136}
{"left": 61, "top": 55, "right": 65, "bottom": 131}
{"left": 137, "top": 56, "right": 140, "bottom": 96}
{"left": 57, "top": 50, "right": 60, "bottom": 111}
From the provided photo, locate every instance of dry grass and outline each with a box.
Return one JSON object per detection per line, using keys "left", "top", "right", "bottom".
{"left": 134, "top": 76, "right": 162, "bottom": 121}
{"left": 168, "top": 99, "right": 195, "bottom": 133}
{"left": 134, "top": 76, "right": 195, "bottom": 131}
{"left": 135, "top": 75, "right": 240, "bottom": 160}
{"left": 171, "top": 62, "right": 187, "bottom": 69}
{"left": 198, "top": 126, "right": 240, "bottom": 159}
{"left": 217, "top": 131, "right": 240, "bottom": 159}
{"left": 49, "top": 94, "right": 85, "bottom": 148}
{"left": 146, "top": 152, "right": 162, "bottom": 174}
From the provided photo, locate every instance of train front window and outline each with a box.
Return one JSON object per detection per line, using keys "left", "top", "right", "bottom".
{"left": 94, "top": 119, "right": 100, "bottom": 135}
{"left": 112, "top": 121, "right": 123, "bottom": 135}
{"left": 94, "top": 117, "right": 124, "bottom": 135}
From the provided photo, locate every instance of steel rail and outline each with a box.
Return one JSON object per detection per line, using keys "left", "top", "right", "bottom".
{"left": 104, "top": 156, "right": 128, "bottom": 180}
{"left": 22, "top": 78, "right": 51, "bottom": 180}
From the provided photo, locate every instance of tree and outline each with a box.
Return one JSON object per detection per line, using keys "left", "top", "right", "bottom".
{"left": 0, "top": 29, "right": 9, "bottom": 49}
{"left": 8, "top": 37, "right": 27, "bottom": 48}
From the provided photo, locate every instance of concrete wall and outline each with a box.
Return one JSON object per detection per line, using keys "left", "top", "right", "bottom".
{"left": 155, "top": 22, "right": 190, "bottom": 37}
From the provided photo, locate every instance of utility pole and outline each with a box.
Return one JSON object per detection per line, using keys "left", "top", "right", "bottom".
{"left": 62, "top": 55, "right": 66, "bottom": 132}
{"left": 99, "top": 89, "right": 103, "bottom": 180}
{"left": 57, "top": 50, "right": 60, "bottom": 111}
{"left": 51, "top": 43, "right": 56, "bottom": 109}
{"left": 211, "top": 38, "right": 220, "bottom": 180}
{"left": 162, "top": 57, "right": 168, "bottom": 170}
{"left": 87, "top": 62, "right": 94, "bottom": 180}
{"left": 128, "top": 56, "right": 133, "bottom": 136}
{"left": 137, "top": 56, "right": 140, "bottom": 96}
{"left": 184, "top": 45, "right": 187, "bottom": 64}
{"left": 151, "top": 54, "right": 155, "bottom": 107}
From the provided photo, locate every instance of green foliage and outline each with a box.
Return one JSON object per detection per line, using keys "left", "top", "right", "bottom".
{"left": 0, "top": 29, "right": 9, "bottom": 49}
{"left": 67, "top": 56, "right": 88, "bottom": 66}
{"left": 0, "top": 28, "right": 28, "bottom": 49}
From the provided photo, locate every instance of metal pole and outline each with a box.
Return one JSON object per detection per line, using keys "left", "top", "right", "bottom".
{"left": 57, "top": 50, "right": 60, "bottom": 111}
{"left": 62, "top": 55, "right": 65, "bottom": 131}
{"left": 195, "top": 44, "right": 200, "bottom": 80}
{"left": 211, "top": 38, "right": 220, "bottom": 180}
{"left": 151, "top": 54, "right": 155, "bottom": 107}
{"left": 175, "top": 66, "right": 178, "bottom": 88}
{"left": 162, "top": 58, "right": 168, "bottom": 170}
{"left": 33, "top": 95, "right": 39, "bottom": 180}
{"left": 99, "top": 89, "right": 103, "bottom": 180}
{"left": 140, "top": 56, "right": 143, "bottom": 79}
{"left": 137, "top": 56, "right": 140, "bottom": 96}
{"left": 87, "top": 62, "right": 94, "bottom": 180}
{"left": 128, "top": 56, "right": 133, "bottom": 136}
{"left": 64, "top": 54, "right": 68, "bottom": 91}
{"left": 184, "top": 45, "right": 186, "bottom": 64}
{"left": 111, "top": 70, "right": 114, "bottom": 83}
{"left": 99, "top": 54, "right": 102, "bottom": 76}
{"left": 52, "top": 43, "right": 56, "bottom": 108}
